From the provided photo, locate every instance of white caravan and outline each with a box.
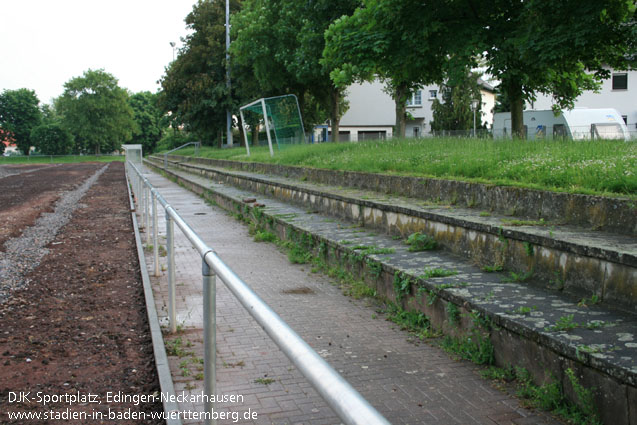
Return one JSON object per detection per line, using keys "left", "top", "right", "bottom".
{"left": 493, "top": 108, "right": 630, "bottom": 140}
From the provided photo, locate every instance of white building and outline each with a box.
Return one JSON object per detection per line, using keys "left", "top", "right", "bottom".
{"left": 527, "top": 69, "right": 637, "bottom": 136}
{"left": 323, "top": 78, "right": 495, "bottom": 141}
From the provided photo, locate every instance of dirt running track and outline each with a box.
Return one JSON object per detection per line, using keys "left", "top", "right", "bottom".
{"left": 0, "top": 162, "right": 164, "bottom": 424}
{"left": 0, "top": 163, "right": 103, "bottom": 251}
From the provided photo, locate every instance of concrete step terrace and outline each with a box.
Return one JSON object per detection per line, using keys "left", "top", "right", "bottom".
{"left": 146, "top": 157, "right": 637, "bottom": 425}
{"left": 149, "top": 155, "right": 637, "bottom": 314}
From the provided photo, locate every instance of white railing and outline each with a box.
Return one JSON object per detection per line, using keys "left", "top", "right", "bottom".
{"left": 126, "top": 161, "right": 391, "bottom": 425}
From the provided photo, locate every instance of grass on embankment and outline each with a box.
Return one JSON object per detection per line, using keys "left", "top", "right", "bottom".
{"left": 163, "top": 137, "right": 637, "bottom": 197}
{"left": 0, "top": 155, "right": 125, "bottom": 164}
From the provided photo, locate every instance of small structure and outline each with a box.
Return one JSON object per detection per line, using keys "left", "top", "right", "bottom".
{"left": 493, "top": 108, "right": 631, "bottom": 140}
{"left": 122, "top": 144, "right": 142, "bottom": 164}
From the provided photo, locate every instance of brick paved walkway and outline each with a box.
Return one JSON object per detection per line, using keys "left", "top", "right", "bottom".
{"left": 139, "top": 166, "right": 562, "bottom": 425}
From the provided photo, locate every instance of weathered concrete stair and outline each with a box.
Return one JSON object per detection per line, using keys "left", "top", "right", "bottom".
{"left": 146, "top": 156, "right": 637, "bottom": 425}
{"left": 151, "top": 155, "right": 637, "bottom": 314}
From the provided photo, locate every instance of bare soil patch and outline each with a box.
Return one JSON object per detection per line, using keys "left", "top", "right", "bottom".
{"left": 0, "top": 162, "right": 163, "bottom": 424}
{"left": 0, "top": 163, "right": 103, "bottom": 250}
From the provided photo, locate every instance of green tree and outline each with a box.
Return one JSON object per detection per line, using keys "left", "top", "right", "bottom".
{"left": 470, "top": 0, "right": 635, "bottom": 137}
{"left": 30, "top": 122, "right": 74, "bottom": 155}
{"left": 159, "top": 0, "right": 240, "bottom": 147}
{"left": 129, "top": 91, "right": 163, "bottom": 154}
{"left": 56, "top": 69, "right": 136, "bottom": 154}
{"left": 231, "top": 0, "right": 314, "bottom": 131}
{"left": 0, "top": 130, "right": 7, "bottom": 155}
{"left": 279, "top": 0, "right": 358, "bottom": 140}
{"left": 431, "top": 72, "right": 484, "bottom": 132}
{"left": 323, "top": 0, "right": 458, "bottom": 138}
{"left": 0, "top": 88, "right": 42, "bottom": 155}
{"left": 324, "top": 0, "right": 634, "bottom": 139}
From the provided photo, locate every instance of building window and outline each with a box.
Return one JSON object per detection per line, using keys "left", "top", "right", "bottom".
{"left": 406, "top": 90, "right": 422, "bottom": 107}
{"left": 429, "top": 90, "right": 437, "bottom": 100}
{"left": 612, "top": 73, "right": 628, "bottom": 90}
{"left": 414, "top": 90, "right": 422, "bottom": 105}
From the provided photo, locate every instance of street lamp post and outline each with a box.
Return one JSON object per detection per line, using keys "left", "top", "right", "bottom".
{"left": 225, "top": 0, "right": 233, "bottom": 147}
{"left": 471, "top": 99, "right": 479, "bottom": 138}
{"left": 170, "top": 42, "right": 176, "bottom": 62}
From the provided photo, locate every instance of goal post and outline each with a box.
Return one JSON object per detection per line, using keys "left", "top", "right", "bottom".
{"left": 239, "top": 94, "right": 306, "bottom": 157}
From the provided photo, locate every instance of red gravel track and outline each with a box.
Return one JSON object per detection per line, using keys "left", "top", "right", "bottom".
{"left": 0, "top": 163, "right": 103, "bottom": 251}
{"left": 0, "top": 162, "right": 163, "bottom": 424}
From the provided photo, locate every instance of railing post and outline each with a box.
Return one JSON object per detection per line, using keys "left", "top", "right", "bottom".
{"left": 131, "top": 170, "right": 136, "bottom": 201}
{"left": 143, "top": 182, "right": 148, "bottom": 231}
{"left": 140, "top": 178, "right": 145, "bottom": 226}
{"left": 166, "top": 212, "right": 177, "bottom": 334}
{"left": 145, "top": 183, "right": 151, "bottom": 244}
{"left": 152, "top": 191, "right": 160, "bottom": 277}
{"left": 137, "top": 173, "right": 141, "bottom": 206}
{"left": 202, "top": 258, "right": 216, "bottom": 425}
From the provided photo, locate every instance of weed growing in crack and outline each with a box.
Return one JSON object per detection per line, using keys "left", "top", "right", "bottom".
{"left": 393, "top": 271, "right": 412, "bottom": 302}
{"left": 420, "top": 268, "right": 458, "bottom": 279}
{"left": 405, "top": 232, "right": 437, "bottom": 252}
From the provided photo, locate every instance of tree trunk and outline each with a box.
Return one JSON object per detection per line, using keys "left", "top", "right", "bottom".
{"left": 329, "top": 88, "right": 341, "bottom": 142}
{"left": 238, "top": 122, "right": 246, "bottom": 147}
{"left": 217, "top": 130, "right": 223, "bottom": 148}
{"left": 251, "top": 125, "right": 259, "bottom": 146}
{"left": 394, "top": 84, "right": 408, "bottom": 139}
{"left": 507, "top": 82, "right": 525, "bottom": 139}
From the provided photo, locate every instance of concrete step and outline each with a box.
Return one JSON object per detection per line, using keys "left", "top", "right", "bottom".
{"left": 150, "top": 155, "right": 637, "bottom": 314}
{"left": 146, "top": 157, "right": 637, "bottom": 425}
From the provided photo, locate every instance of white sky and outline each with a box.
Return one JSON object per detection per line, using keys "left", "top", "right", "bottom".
{"left": 0, "top": 0, "right": 196, "bottom": 105}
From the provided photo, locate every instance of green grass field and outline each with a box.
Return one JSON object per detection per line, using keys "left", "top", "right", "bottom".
{"left": 162, "top": 138, "right": 637, "bottom": 197}
{"left": 0, "top": 155, "right": 125, "bottom": 164}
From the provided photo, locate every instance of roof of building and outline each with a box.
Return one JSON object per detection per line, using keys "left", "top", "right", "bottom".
{"left": 477, "top": 77, "right": 495, "bottom": 92}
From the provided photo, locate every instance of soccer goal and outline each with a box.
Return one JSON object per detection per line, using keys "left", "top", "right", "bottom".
{"left": 239, "top": 94, "right": 306, "bottom": 156}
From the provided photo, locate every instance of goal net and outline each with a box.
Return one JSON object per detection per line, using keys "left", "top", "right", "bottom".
{"left": 239, "top": 94, "right": 306, "bottom": 156}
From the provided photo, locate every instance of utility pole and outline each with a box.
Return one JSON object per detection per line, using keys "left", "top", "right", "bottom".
{"left": 225, "top": 0, "right": 233, "bottom": 146}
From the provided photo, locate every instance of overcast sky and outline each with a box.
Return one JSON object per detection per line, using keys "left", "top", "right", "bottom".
{"left": 0, "top": 0, "right": 196, "bottom": 105}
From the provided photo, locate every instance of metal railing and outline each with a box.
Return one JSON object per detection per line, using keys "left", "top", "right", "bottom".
{"left": 164, "top": 142, "right": 201, "bottom": 168}
{"left": 125, "top": 161, "right": 390, "bottom": 425}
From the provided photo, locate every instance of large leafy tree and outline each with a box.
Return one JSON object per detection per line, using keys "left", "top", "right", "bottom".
{"left": 323, "top": 0, "right": 460, "bottom": 138}
{"left": 231, "top": 0, "right": 313, "bottom": 129}
{"left": 129, "top": 91, "right": 163, "bottom": 154}
{"left": 56, "top": 69, "right": 136, "bottom": 154}
{"left": 30, "top": 122, "right": 74, "bottom": 155}
{"left": 324, "top": 0, "right": 634, "bottom": 139}
{"left": 277, "top": 0, "right": 358, "bottom": 140}
{"left": 431, "top": 72, "right": 484, "bottom": 132}
{"left": 30, "top": 103, "right": 74, "bottom": 155}
{"left": 231, "top": 0, "right": 297, "bottom": 97}
{"left": 232, "top": 0, "right": 357, "bottom": 139}
{"left": 471, "top": 0, "right": 635, "bottom": 137}
{"left": 0, "top": 88, "right": 42, "bottom": 155}
{"left": 159, "top": 0, "right": 240, "bottom": 146}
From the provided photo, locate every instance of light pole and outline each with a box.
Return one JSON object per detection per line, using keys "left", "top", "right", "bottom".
{"left": 225, "top": 0, "right": 233, "bottom": 146}
{"left": 471, "top": 99, "right": 479, "bottom": 138}
{"left": 170, "top": 42, "right": 176, "bottom": 62}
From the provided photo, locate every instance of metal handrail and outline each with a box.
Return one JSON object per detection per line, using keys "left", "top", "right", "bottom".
{"left": 163, "top": 141, "right": 201, "bottom": 168}
{"left": 125, "top": 161, "right": 390, "bottom": 425}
